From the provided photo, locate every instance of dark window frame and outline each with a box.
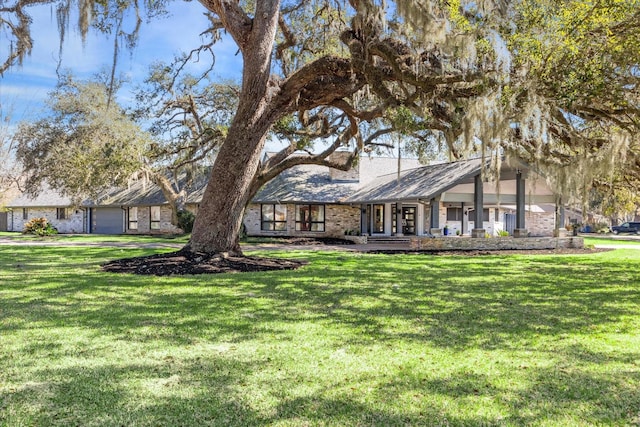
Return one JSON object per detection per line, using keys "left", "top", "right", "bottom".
{"left": 446, "top": 207, "right": 463, "bottom": 221}
{"left": 469, "top": 208, "right": 490, "bottom": 222}
{"left": 295, "top": 204, "right": 325, "bottom": 232}
{"left": 261, "top": 204, "right": 288, "bottom": 231}
{"left": 391, "top": 204, "right": 397, "bottom": 234}
{"left": 128, "top": 207, "right": 138, "bottom": 230}
{"left": 56, "top": 208, "right": 67, "bottom": 220}
{"left": 150, "top": 206, "right": 161, "bottom": 230}
{"left": 372, "top": 204, "right": 385, "bottom": 234}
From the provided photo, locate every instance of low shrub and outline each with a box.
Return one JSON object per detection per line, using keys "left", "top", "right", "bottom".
{"left": 23, "top": 217, "right": 58, "bottom": 236}
{"left": 176, "top": 210, "right": 195, "bottom": 234}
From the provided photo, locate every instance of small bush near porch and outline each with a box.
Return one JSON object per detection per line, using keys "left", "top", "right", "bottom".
{"left": 1, "top": 244, "right": 639, "bottom": 426}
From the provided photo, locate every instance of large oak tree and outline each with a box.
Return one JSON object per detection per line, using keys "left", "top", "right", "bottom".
{"left": 3, "top": 0, "right": 640, "bottom": 256}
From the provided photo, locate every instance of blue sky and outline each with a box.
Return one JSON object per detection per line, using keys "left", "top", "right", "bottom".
{"left": 0, "top": 1, "right": 243, "bottom": 127}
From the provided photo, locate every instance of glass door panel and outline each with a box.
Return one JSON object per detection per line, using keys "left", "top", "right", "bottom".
{"left": 402, "top": 206, "right": 416, "bottom": 235}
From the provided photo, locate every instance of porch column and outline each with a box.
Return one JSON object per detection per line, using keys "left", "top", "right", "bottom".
{"left": 472, "top": 174, "right": 485, "bottom": 238}
{"left": 514, "top": 171, "right": 528, "bottom": 237}
{"left": 460, "top": 202, "right": 466, "bottom": 236}
{"left": 396, "top": 202, "right": 404, "bottom": 236}
{"left": 553, "top": 197, "right": 565, "bottom": 236}
{"left": 360, "top": 204, "right": 368, "bottom": 235}
{"left": 429, "top": 197, "right": 441, "bottom": 235}
{"left": 369, "top": 204, "right": 374, "bottom": 236}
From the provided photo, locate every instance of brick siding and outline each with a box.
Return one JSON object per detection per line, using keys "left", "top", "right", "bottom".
{"left": 244, "top": 203, "right": 361, "bottom": 238}
{"left": 9, "top": 207, "right": 85, "bottom": 233}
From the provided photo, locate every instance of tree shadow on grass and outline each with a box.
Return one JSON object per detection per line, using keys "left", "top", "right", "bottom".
{"left": 2, "top": 248, "right": 640, "bottom": 425}
{"left": 1, "top": 357, "right": 264, "bottom": 427}
{"left": 3, "top": 250, "right": 640, "bottom": 350}
{"left": 8, "top": 350, "right": 635, "bottom": 427}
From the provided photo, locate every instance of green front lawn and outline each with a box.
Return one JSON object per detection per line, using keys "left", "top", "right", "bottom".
{"left": 0, "top": 231, "right": 190, "bottom": 245}
{"left": 1, "top": 245, "right": 639, "bottom": 426}
{"left": 584, "top": 236, "right": 640, "bottom": 246}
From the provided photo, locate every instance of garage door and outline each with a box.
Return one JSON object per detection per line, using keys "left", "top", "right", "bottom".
{"left": 92, "top": 208, "right": 123, "bottom": 234}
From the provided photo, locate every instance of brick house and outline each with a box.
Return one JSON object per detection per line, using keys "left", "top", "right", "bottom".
{"left": 6, "top": 155, "right": 571, "bottom": 237}
{"left": 344, "top": 157, "right": 564, "bottom": 238}
{"left": 5, "top": 178, "right": 200, "bottom": 235}
{"left": 245, "top": 156, "right": 568, "bottom": 239}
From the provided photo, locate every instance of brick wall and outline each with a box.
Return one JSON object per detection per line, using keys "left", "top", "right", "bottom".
{"left": 526, "top": 211, "right": 556, "bottom": 236}
{"left": 325, "top": 204, "right": 361, "bottom": 236}
{"left": 244, "top": 203, "right": 361, "bottom": 238}
{"left": 9, "top": 207, "right": 85, "bottom": 233}
{"left": 124, "top": 205, "right": 186, "bottom": 234}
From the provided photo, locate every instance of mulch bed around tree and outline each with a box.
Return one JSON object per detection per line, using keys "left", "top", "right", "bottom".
{"left": 102, "top": 249, "right": 308, "bottom": 276}
{"left": 101, "top": 237, "right": 354, "bottom": 276}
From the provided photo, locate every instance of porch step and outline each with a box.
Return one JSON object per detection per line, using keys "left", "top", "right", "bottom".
{"left": 366, "top": 236, "right": 414, "bottom": 244}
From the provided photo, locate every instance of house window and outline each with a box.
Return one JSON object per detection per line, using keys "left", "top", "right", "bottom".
{"left": 446, "top": 207, "right": 463, "bottom": 221}
{"left": 56, "top": 208, "right": 67, "bottom": 220}
{"left": 150, "top": 206, "right": 161, "bottom": 230}
{"left": 495, "top": 208, "right": 500, "bottom": 222}
{"left": 128, "top": 207, "right": 138, "bottom": 230}
{"left": 22, "top": 208, "right": 28, "bottom": 220}
{"left": 373, "top": 204, "right": 385, "bottom": 233}
{"left": 469, "top": 208, "right": 490, "bottom": 222}
{"left": 261, "top": 204, "right": 287, "bottom": 231}
{"left": 295, "top": 204, "right": 325, "bottom": 232}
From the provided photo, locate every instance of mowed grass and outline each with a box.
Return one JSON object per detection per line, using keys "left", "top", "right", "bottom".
{"left": 0, "top": 231, "right": 189, "bottom": 245}
{"left": 583, "top": 236, "right": 640, "bottom": 246}
{"left": 1, "top": 244, "right": 640, "bottom": 426}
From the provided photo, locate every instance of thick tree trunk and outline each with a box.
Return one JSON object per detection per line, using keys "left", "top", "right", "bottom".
{"left": 189, "top": 0, "right": 281, "bottom": 256}
{"left": 187, "top": 127, "right": 267, "bottom": 255}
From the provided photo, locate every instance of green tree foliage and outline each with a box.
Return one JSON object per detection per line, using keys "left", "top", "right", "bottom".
{"left": 502, "top": 0, "right": 640, "bottom": 201}
{"left": 131, "top": 61, "right": 237, "bottom": 174}
{"left": 13, "top": 73, "right": 148, "bottom": 203}
{"left": 591, "top": 180, "right": 640, "bottom": 222}
{"left": 13, "top": 67, "right": 237, "bottom": 228}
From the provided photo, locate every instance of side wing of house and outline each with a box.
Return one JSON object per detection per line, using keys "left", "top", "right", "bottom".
{"left": 5, "top": 190, "right": 86, "bottom": 234}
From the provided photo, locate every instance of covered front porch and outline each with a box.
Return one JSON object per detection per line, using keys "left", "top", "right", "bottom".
{"left": 348, "top": 158, "right": 569, "bottom": 238}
